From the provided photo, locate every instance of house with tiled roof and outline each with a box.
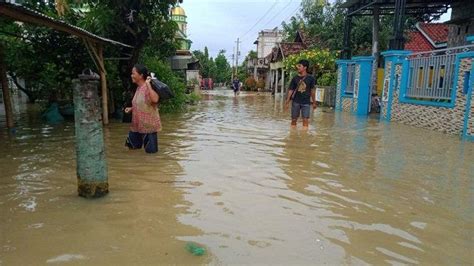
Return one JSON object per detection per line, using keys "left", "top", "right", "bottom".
{"left": 294, "top": 29, "right": 321, "bottom": 49}
{"left": 405, "top": 23, "right": 448, "bottom": 52}
{"left": 248, "top": 28, "right": 320, "bottom": 92}
{"left": 266, "top": 29, "right": 315, "bottom": 94}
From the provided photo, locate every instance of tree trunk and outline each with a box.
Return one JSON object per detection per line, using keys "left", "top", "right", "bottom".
{"left": 0, "top": 43, "right": 14, "bottom": 129}
{"left": 9, "top": 74, "right": 37, "bottom": 103}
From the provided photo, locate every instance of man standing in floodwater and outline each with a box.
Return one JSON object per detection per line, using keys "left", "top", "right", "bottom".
{"left": 284, "top": 59, "right": 317, "bottom": 129}
{"left": 232, "top": 78, "right": 241, "bottom": 96}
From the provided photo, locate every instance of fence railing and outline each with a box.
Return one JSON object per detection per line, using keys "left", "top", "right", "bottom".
{"left": 345, "top": 63, "right": 355, "bottom": 94}
{"left": 405, "top": 44, "right": 474, "bottom": 101}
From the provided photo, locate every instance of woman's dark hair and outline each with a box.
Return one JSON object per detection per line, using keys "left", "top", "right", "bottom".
{"left": 133, "top": 64, "right": 149, "bottom": 80}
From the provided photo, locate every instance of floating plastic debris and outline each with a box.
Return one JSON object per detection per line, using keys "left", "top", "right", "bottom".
{"left": 185, "top": 242, "right": 206, "bottom": 256}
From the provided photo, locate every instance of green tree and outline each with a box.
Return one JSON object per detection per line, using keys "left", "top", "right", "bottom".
{"left": 1, "top": 16, "right": 91, "bottom": 103}
{"left": 2, "top": 0, "right": 185, "bottom": 111}
{"left": 193, "top": 47, "right": 231, "bottom": 82}
{"left": 77, "top": 0, "right": 180, "bottom": 89}
{"left": 193, "top": 47, "right": 212, "bottom": 78}
{"left": 214, "top": 50, "right": 231, "bottom": 83}
{"left": 281, "top": 0, "right": 441, "bottom": 56}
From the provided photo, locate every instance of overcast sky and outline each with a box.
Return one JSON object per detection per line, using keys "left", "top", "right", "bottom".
{"left": 182, "top": 0, "right": 301, "bottom": 63}
{"left": 181, "top": 0, "right": 451, "bottom": 64}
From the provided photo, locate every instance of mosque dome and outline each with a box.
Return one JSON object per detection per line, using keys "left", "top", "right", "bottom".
{"left": 171, "top": 6, "right": 186, "bottom": 16}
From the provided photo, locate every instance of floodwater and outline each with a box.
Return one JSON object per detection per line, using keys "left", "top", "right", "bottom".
{"left": 0, "top": 89, "right": 473, "bottom": 265}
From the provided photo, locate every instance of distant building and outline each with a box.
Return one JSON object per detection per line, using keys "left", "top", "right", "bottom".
{"left": 246, "top": 29, "right": 284, "bottom": 90}
{"left": 168, "top": 5, "right": 200, "bottom": 86}
{"left": 171, "top": 5, "right": 192, "bottom": 54}
{"left": 247, "top": 28, "right": 319, "bottom": 91}
{"left": 254, "top": 29, "right": 284, "bottom": 58}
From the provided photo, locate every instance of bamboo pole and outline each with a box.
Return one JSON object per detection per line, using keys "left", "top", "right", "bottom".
{"left": 97, "top": 44, "right": 108, "bottom": 125}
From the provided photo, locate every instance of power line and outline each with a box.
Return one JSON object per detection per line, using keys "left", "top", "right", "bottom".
{"left": 240, "top": 1, "right": 301, "bottom": 42}
{"left": 283, "top": 5, "right": 301, "bottom": 23}
{"left": 261, "top": 0, "right": 294, "bottom": 29}
{"left": 239, "top": 0, "right": 279, "bottom": 39}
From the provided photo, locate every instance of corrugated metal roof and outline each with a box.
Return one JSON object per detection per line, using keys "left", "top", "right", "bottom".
{"left": 0, "top": 1, "right": 132, "bottom": 48}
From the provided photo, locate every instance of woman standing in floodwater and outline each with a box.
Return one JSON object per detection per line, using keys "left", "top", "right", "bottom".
{"left": 124, "top": 64, "right": 161, "bottom": 153}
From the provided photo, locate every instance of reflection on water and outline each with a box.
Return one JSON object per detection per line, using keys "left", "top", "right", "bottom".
{"left": 1, "top": 90, "right": 473, "bottom": 265}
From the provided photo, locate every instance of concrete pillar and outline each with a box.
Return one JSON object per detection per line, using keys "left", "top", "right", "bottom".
{"left": 335, "top": 60, "right": 350, "bottom": 111}
{"left": 352, "top": 56, "right": 374, "bottom": 116}
{"left": 380, "top": 51, "right": 411, "bottom": 121}
{"left": 73, "top": 70, "right": 109, "bottom": 198}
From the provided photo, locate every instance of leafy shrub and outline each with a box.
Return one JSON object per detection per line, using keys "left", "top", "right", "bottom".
{"left": 317, "top": 72, "right": 336, "bottom": 86}
{"left": 245, "top": 77, "right": 257, "bottom": 91}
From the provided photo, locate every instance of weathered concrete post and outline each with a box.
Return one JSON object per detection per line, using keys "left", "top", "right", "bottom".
{"left": 73, "top": 70, "right": 108, "bottom": 198}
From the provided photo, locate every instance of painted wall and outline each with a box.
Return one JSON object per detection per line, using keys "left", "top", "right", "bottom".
{"left": 381, "top": 50, "right": 474, "bottom": 139}
{"left": 256, "top": 30, "right": 283, "bottom": 58}
{"left": 335, "top": 57, "right": 373, "bottom": 115}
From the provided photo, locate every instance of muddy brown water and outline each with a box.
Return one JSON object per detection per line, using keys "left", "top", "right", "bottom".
{"left": 0, "top": 89, "right": 473, "bottom": 265}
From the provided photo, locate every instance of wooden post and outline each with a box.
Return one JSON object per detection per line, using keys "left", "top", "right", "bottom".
{"left": 73, "top": 71, "right": 108, "bottom": 198}
{"left": 269, "top": 69, "right": 273, "bottom": 92}
{"left": 275, "top": 68, "right": 279, "bottom": 95}
{"left": 0, "top": 43, "right": 14, "bottom": 129}
{"left": 97, "top": 45, "right": 109, "bottom": 125}
{"left": 281, "top": 69, "right": 285, "bottom": 96}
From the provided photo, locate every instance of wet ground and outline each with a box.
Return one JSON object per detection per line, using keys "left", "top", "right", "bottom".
{"left": 0, "top": 89, "right": 473, "bottom": 265}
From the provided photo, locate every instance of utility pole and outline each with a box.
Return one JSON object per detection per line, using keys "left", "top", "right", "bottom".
{"left": 231, "top": 46, "right": 235, "bottom": 81}
{"left": 235, "top": 38, "right": 241, "bottom": 78}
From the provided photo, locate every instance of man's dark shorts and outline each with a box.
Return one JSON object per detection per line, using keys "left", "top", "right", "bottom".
{"left": 291, "top": 102, "right": 311, "bottom": 120}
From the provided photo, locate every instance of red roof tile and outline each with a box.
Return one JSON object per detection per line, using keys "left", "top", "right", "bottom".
{"left": 405, "top": 31, "right": 434, "bottom": 52}
{"left": 418, "top": 23, "right": 448, "bottom": 44}
{"left": 280, "top": 42, "right": 305, "bottom": 57}
{"left": 296, "top": 29, "right": 321, "bottom": 48}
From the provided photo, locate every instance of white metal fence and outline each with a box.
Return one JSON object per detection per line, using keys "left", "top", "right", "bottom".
{"left": 406, "top": 44, "right": 474, "bottom": 101}
{"left": 345, "top": 63, "right": 355, "bottom": 94}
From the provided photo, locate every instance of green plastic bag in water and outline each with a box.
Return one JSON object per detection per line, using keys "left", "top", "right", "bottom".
{"left": 185, "top": 242, "right": 206, "bottom": 256}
